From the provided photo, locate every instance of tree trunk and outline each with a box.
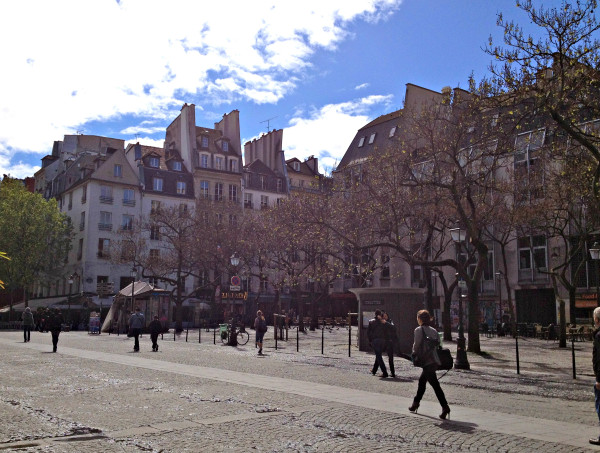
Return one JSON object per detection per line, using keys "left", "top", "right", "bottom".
{"left": 558, "top": 298, "right": 567, "bottom": 348}
{"left": 443, "top": 293, "right": 452, "bottom": 341}
{"left": 467, "top": 282, "right": 481, "bottom": 353}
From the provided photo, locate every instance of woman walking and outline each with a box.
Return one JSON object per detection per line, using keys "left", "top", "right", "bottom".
{"left": 409, "top": 309, "right": 450, "bottom": 420}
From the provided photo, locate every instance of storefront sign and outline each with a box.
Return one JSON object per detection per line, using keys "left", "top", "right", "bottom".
{"left": 221, "top": 291, "right": 248, "bottom": 300}
{"left": 576, "top": 293, "right": 598, "bottom": 308}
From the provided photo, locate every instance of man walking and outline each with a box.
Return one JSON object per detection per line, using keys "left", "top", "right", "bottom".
{"left": 148, "top": 315, "right": 162, "bottom": 352}
{"left": 383, "top": 311, "right": 398, "bottom": 378}
{"left": 367, "top": 309, "right": 388, "bottom": 377}
{"left": 21, "top": 307, "right": 34, "bottom": 342}
{"left": 128, "top": 307, "right": 145, "bottom": 352}
{"left": 48, "top": 308, "right": 64, "bottom": 352}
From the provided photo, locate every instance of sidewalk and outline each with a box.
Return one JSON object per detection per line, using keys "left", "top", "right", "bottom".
{"left": 0, "top": 329, "right": 597, "bottom": 452}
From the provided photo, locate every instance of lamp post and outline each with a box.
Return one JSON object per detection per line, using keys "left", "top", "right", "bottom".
{"left": 450, "top": 227, "right": 470, "bottom": 370}
{"left": 68, "top": 274, "right": 74, "bottom": 327}
{"left": 130, "top": 267, "right": 137, "bottom": 313}
{"left": 590, "top": 243, "right": 600, "bottom": 307}
{"left": 228, "top": 252, "right": 240, "bottom": 346}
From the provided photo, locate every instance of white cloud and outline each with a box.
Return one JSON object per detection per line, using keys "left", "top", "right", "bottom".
{"left": 0, "top": 0, "right": 401, "bottom": 176}
{"left": 355, "top": 83, "right": 370, "bottom": 90}
{"left": 283, "top": 94, "right": 394, "bottom": 173}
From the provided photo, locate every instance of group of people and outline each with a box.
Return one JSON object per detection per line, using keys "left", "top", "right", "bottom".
{"left": 367, "top": 308, "right": 450, "bottom": 420}
{"left": 127, "top": 307, "right": 164, "bottom": 352}
{"left": 21, "top": 306, "right": 65, "bottom": 352}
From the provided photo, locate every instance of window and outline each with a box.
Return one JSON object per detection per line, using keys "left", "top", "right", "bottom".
{"left": 229, "top": 159, "right": 238, "bottom": 172}
{"left": 518, "top": 235, "right": 547, "bottom": 279}
{"left": 199, "top": 181, "right": 209, "bottom": 198}
{"left": 200, "top": 153, "right": 209, "bottom": 168}
{"left": 97, "top": 238, "right": 110, "bottom": 258}
{"left": 260, "top": 195, "right": 269, "bottom": 209}
{"left": 68, "top": 192, "right": 73, "bottom": 210}
{"left": 389, "top": 127, "right": 396, "bottom": 137}
{"left": 229, "top": 184, "right": 238, "bottom": 202}
{"left": 260, "top": 275, "right": 268, "bottom": 291}
{"left": 179, "top": 203, "right": 188, "bottom": 214}
{"left": 215, "top": 183, "right": 223, "bottom": 201}
{"left": 77, "top": 238, "right": 83, "bottom": 260}
{"left": 358, "top": 137, "right": 365, "bottom": 147}
{"left": 176, "top": 181, "right": 187, "bottom": 195}
{"left": 81, "top": 184, "right": 87, "bottom": 204}
{"left": 381, "top": 250, "right": 390, "bottom": 279}
{"left": 100, "top": 185, "right": 113, "bottom": 204}
{"left": 244, "top": 193, "right": 253, "bottom": 209}
{"left": 293, "top": 161, "right": 300, "bottom": 171}
{"left": 368, "top": 133, "right": 376, "bottom": 144}
{"left": 153, "top": 177, "right": 163, "bottom": 192}
{"left": 260, "top": 175, "right": 266, "bottom": 190}
{"left": 150, "top": 225, "right": 160, "bottom": 240}
{"left": 79, "top": 212, "right": 85, "bottom": 231}
{"left": 114, "top": 164, "right": 122, "bottom": 177}
{"left": 123, "top": 188, "right": 135, "bottom": 206}
{"left": 200, "top": 135, "right": 209, "bottom": 149}
{"left": 222, "top": 141, "right": 229, "bottom": 152}
{"left": 149, "top": 157, "right": 160, "bottom": 168}
{"left": 277, "top": 179, "right": 283, "bottom": 192}
{"left": 215, "top": 156, "right": 224, "bottom": 170}
{"left": 151, "top": 200, "right": 161, "bottom": 214}
{"left": 229, "top": 214, "right": 237, "bottom": 226}
{"left": 99, "top": 211, "right": 112, "bottom": 230}
{"left": 173, "top": 161, "right": 182, "bottom": 171}
{"left": 121, "top": 214, "right": 133, "bottom": 231}
{"left": 150, "top": 249, "right": 160, "bottom": 260}
{"left": 514, "top": 129, "right": 546, "bottom": 201}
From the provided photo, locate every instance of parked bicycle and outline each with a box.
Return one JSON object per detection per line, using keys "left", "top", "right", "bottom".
{"left": 221, "top": 323, "right": 249, "bottom": 345}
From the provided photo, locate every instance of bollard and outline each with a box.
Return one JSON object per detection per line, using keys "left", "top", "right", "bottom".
{"left": 174, "top": 329, "right": 176, "bottom": 341}
{"left": 275, "top": 326, "right": 278, "bottom": 350}
{"left": 348, "top": 323, "right": 351, "bottom": 358}
{"left": 321, "top": 325, "right": 324, "bottom": 355}
{"left": 296, "top": 325, "right": 299, "bottom": 352}
{"left": 198, "top": 327, "right": 201, "bottom": 344}
{"left": 186, "top": 326, "right": 189, "bottom": 343}
{"left": 572, "top": 334, "right": 576, "bottom": 379}
{"left": 214, "top": 327, "right": 216, "bottom": 345}
{"left": 515, "top": 335, "right": 520, "bottom": 375}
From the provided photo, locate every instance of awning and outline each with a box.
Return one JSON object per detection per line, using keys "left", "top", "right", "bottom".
{"left": 0, "top": 296, "right": 68, "bottom": 313}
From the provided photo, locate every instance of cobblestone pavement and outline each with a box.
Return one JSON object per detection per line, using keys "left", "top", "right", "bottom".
{"left": 0, "top": 327, "right": 597, "bottom": 452}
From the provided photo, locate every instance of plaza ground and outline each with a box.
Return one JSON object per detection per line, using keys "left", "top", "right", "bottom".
{"left": 0, "top": 326, "right": 598, "bottom": 452}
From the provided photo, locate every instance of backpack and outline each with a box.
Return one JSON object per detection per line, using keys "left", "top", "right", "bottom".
{"left": 258, "top": 318, "right": 267, "bottom": 333}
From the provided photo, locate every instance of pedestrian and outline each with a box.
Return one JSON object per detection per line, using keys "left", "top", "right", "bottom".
{"left": 367, "top": 309, "right": 388, "bottom": 378}
{"left": 21, "top": 307, "right": 34, "bottom": 342}
{"left": 128, "top": 307, "right": 145, "bottom": 352}
{"left": 590, "top": 306, "right": 600, "bottom": 445}
{"left": 48, "top": 308, "right": 64, "bottom": 353}
{"left": 382, "top": 311, "right": 398, "bottom": 378}
{"left": 254, "top": 310, "right": 267, "bottom": 356}
{"left": 148, "top": 315, "right": 162, "bottom": 352}
{"left": 409, "top": 309, "right": 450, "bottom": 420}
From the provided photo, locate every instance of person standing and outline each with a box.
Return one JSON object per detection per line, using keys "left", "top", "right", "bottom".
{"left": 48, "top": 308, "right": 64, "bottom": 353}
{"left": 148, "top": 315, "right": 162, "bottom": 352}
{"left": 128, "top": 307, "right": 145, "bottom": 352}
{"left": 21, "top": 307, "right": 34, "bottom": 342}
{"left": 590, "top": 307, "right": 600, "bottom": 445}
{"left": 367, "top": 309, "right": 388, "bottom": 378}
{"left": 254, "top": 310, "right": 267, "bottom": 356}
{"left": 383, "top": 311, "right": 398, "bottom": 378}
{"left": 409, "top": 309, "right": 450, "bottom": 419}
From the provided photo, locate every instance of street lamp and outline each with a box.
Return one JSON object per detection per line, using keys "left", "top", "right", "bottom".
{"left": 496, "top": 271, "right": 503, "bottom": 334}
{"left": 590, "top": 243, "right": 600, "bottom": 307}
{"left": 67, "top": 274, "right": 74, "bottom": 327}
{"left": 130, "top": 267, "right": 137, "bottom": 313}
{"left": 450, "top": 226, "right": 470, "bottom": 370}
{"left": 228, "top": 252, "right": 240, "bottom": 346}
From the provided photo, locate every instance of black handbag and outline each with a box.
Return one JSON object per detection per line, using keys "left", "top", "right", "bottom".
{"left": 437, "top": 347, "right": 454, "bottom": 370}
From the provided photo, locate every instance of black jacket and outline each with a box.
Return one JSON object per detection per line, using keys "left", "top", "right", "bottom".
{"left": 384, "top": 320, "right": 398, "bottom": 347}
{"left": 593, "top": 327, "right": 600, "bottom": 381}
{"left": 367, "top": 318, "right": 385, "bottom": 343}
{"left": 149, "top": 320, "right": 162, "bottom": 335}
{"left": 48, "top": 312, "right": 64, "bottom": 331}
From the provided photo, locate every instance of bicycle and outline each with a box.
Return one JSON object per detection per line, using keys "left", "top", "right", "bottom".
{"left": 221, "top": 324, "right": 249, "bottom": 345}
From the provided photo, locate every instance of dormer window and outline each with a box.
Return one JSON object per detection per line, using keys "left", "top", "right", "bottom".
{"left": 149, "top": 157, "right": 160, "bottom": 168}
{"left": 293, "top": 161, "right": 300, "bottom": 172}
{"left": 389, "top": 127, "right": 396, "bottom": 137}
{"left": 222, "top": 141, "right": 229, "bottom": 152}
{"left": 173, "top": 161, "right": 182, "bottom": 171}
{"left": 368, "top": 133, "right": 376, "bottom": 144}
{"left": 358, "top": 137, "right": 365, "bottom": 147}
{"left": 200, "top": 136, "right": 209, "bottom": 149}
{"left": 114, "top": 164, "right": 122, "bottom": 177}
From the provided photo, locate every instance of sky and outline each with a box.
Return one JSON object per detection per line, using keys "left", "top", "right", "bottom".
{"left": 0, "top": 0, "right": 567, "bottom": 178}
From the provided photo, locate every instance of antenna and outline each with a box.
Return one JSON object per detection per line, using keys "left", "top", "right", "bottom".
{"left": 260, "top": 116, "right": 278, "bottom": 132}
{"left": 134, "top": 133, "right": 140, "bottom": 141}
{"left": 76, "top": 129, "right": 84, "bottom": 135}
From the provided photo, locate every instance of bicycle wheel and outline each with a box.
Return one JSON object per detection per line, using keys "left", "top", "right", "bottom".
{"left": 221, "top": 330, "right": 229, "bottom": 344}
{"left": 237, "top": 331, "right": 249, "bottom": 345}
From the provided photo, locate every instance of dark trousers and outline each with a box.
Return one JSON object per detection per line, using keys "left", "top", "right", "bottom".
{"left": 51, "top": 330, "right": 60, "bottom": 351}
{"left": 371, "top": 338, "right": 388, "bottom": 375}
{"left": 151, "top": 333, "right": 159, "bottom": 350}
{"left": 23, "top": 326, "right": 31, "bottom": 342}
{"left": 386, "top": 343, "right": 395, "bottom": 376}
{"left": 595, "top": 385, "right": 600, "bottom": 423}
{"left": 131, "top": 328, "right": 141, "bottom": 350}
{"left": 415, "top": 364, "right": 448, "bottom": 407}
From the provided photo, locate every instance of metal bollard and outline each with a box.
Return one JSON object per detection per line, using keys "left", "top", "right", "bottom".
{"left": 275, "top": 327, "right": 278, "bottom": 350}
{"left": 296, "top": 326, "right": 299, "bottom": 352}
{"left": 186, "top": 326, "right": 189, "bottom": 342}
{"left": 572, "top": 334, "right": 576, "bottom": 379}
{"left": 348, "top": 324, "right": 351, "bottom": 357}
{"left": 515, "top": 335, "right": 520, "bottom": 375}
{"left": 214, "top": 327, "right": 216, "bottom": 345}
{"left": 174, "top": 329, "right": 176, "bottom": 341}
{"left": 321, "top": 325, "right": 324, "bottom": 355}
{"left": 199, "top": 327, "right": 201, "bottom": 344}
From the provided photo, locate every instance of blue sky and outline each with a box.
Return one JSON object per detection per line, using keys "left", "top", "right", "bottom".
{"left": 0, "top": 0, "right": 564, "bottom": 178}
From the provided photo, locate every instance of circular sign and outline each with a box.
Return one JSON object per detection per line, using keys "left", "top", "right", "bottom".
{"left": 231, "top": 275, "right": 241, "bottom": 286}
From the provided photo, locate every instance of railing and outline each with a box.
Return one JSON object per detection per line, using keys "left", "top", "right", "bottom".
{"left": 79, "top": 222, "right": 85, "bottom": 231}
{"left": 123, "top": 199, "right": 136, "bottom": 206}
{"left": 97, "top": 252, "right": 111, "bottom": 259}
{"left": 98, "top": 223, "right": 112, "bottom": 231}
{"left": 99, "top": 196, "right": 113, "bottom": 204}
